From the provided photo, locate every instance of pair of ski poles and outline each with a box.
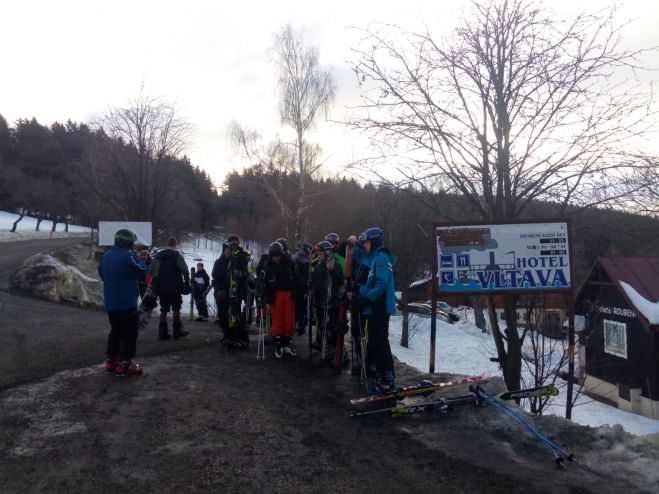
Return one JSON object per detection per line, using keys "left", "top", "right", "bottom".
{"left": 256, "top": 305, "right": 270, "bottom": 360}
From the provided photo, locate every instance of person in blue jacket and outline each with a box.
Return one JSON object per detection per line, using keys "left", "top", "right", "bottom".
{"left": 356, "top": 227, "right": 397, "bottom": 394}
{"left": 98, "top": 229, "right": 147, "bottom": 375}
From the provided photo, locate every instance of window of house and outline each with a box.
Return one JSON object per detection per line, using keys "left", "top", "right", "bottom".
{"left": 603, "top": 319, "right": 627, "bottom": 359}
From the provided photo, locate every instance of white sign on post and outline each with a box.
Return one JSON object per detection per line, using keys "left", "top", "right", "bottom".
{"left": 98, "top": 221, "right": 153, "bottom": 247}
{"left": 436, "top": 222, "right": 571, "bottom": 293}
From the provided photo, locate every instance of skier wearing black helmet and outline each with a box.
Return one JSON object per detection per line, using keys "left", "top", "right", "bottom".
{"left": 98, "top": 229, "right": 147, "bottom": 375}
{"left": 354, "top": 227, "right": 397, "bottom": 394}
{"left": 263, "top": 241, "right": 297, "bottom": 358}
{"left": 212, "top": 235, "right": 251, "bottom": 349}
{"left": 311, "top": 240, "right": 344, "bottom": 361}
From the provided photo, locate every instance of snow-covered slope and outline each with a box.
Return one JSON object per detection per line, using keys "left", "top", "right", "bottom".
{"left": 0, "top": 211, "right": 90, "bottom": 242}
{"left": 387, "top": 311, "right": 659, "bottom": 436}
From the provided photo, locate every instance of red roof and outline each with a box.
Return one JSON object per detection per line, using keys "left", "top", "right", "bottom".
{"left": 598, "top": 257, "right": 659, "bottom": 304}
{"left": 582, "top": 257, "right": 659, "bottom": 331}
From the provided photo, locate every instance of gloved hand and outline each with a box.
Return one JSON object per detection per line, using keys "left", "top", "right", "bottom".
{"left": 181, "top": 282, "right": 192, "bottom": 295}
{"left": 353, "top": 294, "right": 369, "bottom": 310}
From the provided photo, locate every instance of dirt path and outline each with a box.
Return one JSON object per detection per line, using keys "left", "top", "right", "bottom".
{"left": 0, "top": 342, "right": 642, "bottom": 494}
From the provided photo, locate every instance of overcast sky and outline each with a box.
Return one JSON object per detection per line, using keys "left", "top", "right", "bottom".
{"left": 1, "top": 0, "right": 657, "bottom": 185}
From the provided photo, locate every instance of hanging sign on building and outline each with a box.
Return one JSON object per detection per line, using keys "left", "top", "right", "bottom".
{"left": 435, "top": 221, "right": 571, "bottom": 294}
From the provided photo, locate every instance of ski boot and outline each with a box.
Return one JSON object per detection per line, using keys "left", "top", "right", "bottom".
{"left": 282, "top": 337, "right": 296, "bottom": 356}
{"left": 273, "top": 336, "right": 283, "bottom": 359}
{"left": 105, "top": 355, "right": 119, "bottom": 373}
{"left": 115, "top": 359, "right": 144, "bottom": 376}
{"left": 158, "top": 313, "right": 171, "bottom": 340}
{"left": 173, "top": 314, "right": 189, "bottom": 340}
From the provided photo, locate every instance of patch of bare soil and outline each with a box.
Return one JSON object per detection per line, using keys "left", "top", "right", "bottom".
{"left": 0, "top": 341, "right": 647, "bottom": 494}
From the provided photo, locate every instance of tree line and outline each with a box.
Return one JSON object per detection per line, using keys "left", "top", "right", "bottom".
{"left": 0, "top": 109, "right": 222, "bottom": 236}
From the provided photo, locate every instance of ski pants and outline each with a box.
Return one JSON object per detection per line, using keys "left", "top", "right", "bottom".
{"left": 106, "top": 308, "right": 139, "bottom": 360}
{"left": 270, "top": 290, "right": 295, "bottom": 338}
{"left": 315, "top": 303, "right": 338, "bottom": 344}
{"left": 294, "top": 291, "right": 308, "bottom": 329}
{"left": 364, "top": 310, "right": 394, "bottom": 377}
{"left": 193, "top": 290, "right": 209, "bottom": 317}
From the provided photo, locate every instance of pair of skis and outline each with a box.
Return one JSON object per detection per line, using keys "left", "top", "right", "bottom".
{"left": 351, "top": 381, "right": 572, "bottom": 468}
{"left": 350, "top": 374, "right": 489, "bottom": 406}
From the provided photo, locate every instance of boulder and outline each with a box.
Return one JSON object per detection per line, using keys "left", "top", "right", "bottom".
{"left": 10, "top": 253, "right": 104, "bottom": 308}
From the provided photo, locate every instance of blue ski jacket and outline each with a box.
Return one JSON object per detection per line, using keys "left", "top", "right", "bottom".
{"left": 98, "top": 246, "right": 146, "bottom": 311}
{"left": 359, "top": 246, "right": 397, "bottom": 316}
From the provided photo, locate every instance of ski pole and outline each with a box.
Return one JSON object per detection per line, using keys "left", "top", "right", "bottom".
{"left": 476, "top": 387, "right": 574, "bottom": 466}
{"left": 256, "top": 307, "right": 265, "bottom": 360}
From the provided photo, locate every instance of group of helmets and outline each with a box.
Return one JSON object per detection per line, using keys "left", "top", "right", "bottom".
{"left": 267, "top": 228, "right": 384, "bottom": 258}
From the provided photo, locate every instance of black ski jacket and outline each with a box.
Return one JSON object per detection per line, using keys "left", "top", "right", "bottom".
{"left": 149, "top": 249, "right": 189, "bottom": 295}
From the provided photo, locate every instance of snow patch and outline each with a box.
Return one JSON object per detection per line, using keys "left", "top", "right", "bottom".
{"left": 620, "top": 280, "right": 659, "bottom": 325}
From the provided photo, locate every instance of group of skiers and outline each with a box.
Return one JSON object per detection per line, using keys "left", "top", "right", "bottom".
{"left": 97, "top": 227, "right": 398, "bottom": 395}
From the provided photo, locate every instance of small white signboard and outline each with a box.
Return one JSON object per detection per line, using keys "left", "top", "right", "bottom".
{"left": 98, "top": 221, "right": 152, "bottom": 247}
{"left": 436, "top": 222, "right": 571, "bottom": 293}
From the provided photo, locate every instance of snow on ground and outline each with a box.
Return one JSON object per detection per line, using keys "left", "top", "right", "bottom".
{"left": 0, "top": 211, "right": 90, "bottom": 242}
{"left": 388, "top": 310, "right": 659, "bottom": 436}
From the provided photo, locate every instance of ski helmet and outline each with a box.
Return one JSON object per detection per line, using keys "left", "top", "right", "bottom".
{"left": 316, "top": 240, "right": 333, "bottom": 257}
{"left": 362, "top": 227, "right": 384, "bottom": 250}
{"left": 269, "top": 241, "right": 284, "bottom": 256}
{"left": 324, "top": 232, "right": 340, "bottom": 247}
{"left": 114, "top": 229, "right": 137, "bottom": 248}
{"left": 275, "top": 237, "right": 288, "bottom": 253}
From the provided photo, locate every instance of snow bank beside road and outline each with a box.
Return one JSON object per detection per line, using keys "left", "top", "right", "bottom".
{"left": 388, "top": 311, "right": 659, "bottom": 436}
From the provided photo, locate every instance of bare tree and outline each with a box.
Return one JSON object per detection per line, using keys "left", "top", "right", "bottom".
{"left": 98, "top": 84, "right": 191, "bottom": 223}
{"left": 272, "top": 24, "right": 335, "bottom": 244}
{"left": 349, "top": 0, "right": 658, "bottom": 391}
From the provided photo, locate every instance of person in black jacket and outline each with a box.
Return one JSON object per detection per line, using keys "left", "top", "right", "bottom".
{"left": 311, "top": 240, "right": 344, "bottom": 361}
{"left": 212, "top": 243, "right": 231, "bottom": 340}
{"left": 149, "top": 237, "right": 191, "bottom": 340}
{"left": 192, "top": 262, "right": 210, "bottom": 321}
{"left": 211, "top": 235, "right": 251, "bottom": 348}
{"left": 292, "top": 243, "right": 312, "bottom": 335}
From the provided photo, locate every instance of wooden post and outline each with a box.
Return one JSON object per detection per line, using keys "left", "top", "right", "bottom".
{"left": 430, "top": 227, "right": 438, "bottom": 373}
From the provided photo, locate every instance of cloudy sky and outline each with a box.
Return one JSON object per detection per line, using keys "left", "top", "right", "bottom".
{"left": 1, "top": 0, "right": 657, "bottom": 185}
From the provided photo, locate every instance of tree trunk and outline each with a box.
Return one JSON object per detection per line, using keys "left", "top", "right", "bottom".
{"left": 471, "top": 296, "right": 487, "bottom": 332}
{"left": 10, "top": 213, "right": 25, "bottom": 233}
{"left": 36, "top": 217, "right": 42, "bottom": 231}
{"left": 400, "top": 290, "right": 409, "bottom": 347}
{"left": 502, "top": 294, "right": 522, "bottom": 392}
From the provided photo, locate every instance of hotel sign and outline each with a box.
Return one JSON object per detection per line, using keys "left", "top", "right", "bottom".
{"left": 436, "top": 221, "right": 571, "bottom": 294}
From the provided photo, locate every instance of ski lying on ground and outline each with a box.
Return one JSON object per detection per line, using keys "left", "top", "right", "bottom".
{"left": 497, "top": 384, "right": 559, "bottom": 401}
{"left": 351, "top": 384, "right": 560, "bottom": 417}
{"left": 473, "top": 386, "right": 575, "bottom": 468}
{"left": 351, "top": 393, "right": 481, "bottom": 417}
{"left": 349, "top": 374, "right": 488, "bottom": 406}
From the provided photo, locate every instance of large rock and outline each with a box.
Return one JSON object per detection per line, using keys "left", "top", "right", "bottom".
{"left": 10, "top": 253, "right": 104, "bottom": 308}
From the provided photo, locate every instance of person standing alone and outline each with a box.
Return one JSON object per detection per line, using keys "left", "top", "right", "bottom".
{"left": 98, "top": 229, "right": 147, "bottom": 375}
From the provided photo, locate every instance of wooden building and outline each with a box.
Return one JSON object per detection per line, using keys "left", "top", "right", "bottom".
{"left": 575, "top": 257, "right": 659, "bottom": 420}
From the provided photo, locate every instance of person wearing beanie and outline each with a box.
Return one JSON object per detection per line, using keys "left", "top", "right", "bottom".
{"left": 98, "top": 229, "right": 147, "bottom": 375}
